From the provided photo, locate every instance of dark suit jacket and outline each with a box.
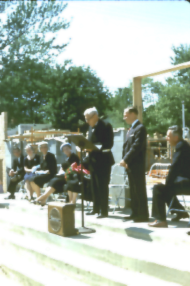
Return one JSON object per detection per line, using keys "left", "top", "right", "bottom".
{"left": 87, "top": 119, "right": 115, "bottom": 170}
{"left": 12, "top": 154, "right": 25, "bottom": 177}
{"left": 166, "top": 140, "right": 190, "bottom": 186}
{"left": 40, "top": 152, "right": 57, "bottom": 177}
{"left": 122, "top": 120, "right": 147, "bottom": 170}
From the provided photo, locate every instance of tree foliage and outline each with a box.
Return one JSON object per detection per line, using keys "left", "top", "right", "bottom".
{"left": 106, "top": 84, "right": 133, "bottom": 128}
{"left": 0, "top": 0, "right": 69, "bottom": 65}
{"left": 0, "top": 1, "right": 111, "bottom": 131}
{"left": 143, "top": 45, "right": 190, "bottom": 135}
{"left": 106, "top": 44, "right": 190, "bottom": 136}
{"left": 40, "top": 65, "right": 112, "bottom": 131}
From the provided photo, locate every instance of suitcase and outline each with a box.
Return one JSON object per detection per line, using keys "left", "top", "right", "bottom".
{"left": 48, "top": 202, "right": 78, "bottom": 237}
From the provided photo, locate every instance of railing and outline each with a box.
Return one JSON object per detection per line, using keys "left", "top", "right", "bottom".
{"left": 146, "top": 137, "right": 172, "bottom": 171}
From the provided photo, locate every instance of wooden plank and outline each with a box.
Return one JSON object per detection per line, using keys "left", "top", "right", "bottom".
{"left": 8, "top": 132, "right": 81, "bottom": 140}
{"left": 136, "top": 61, "right": 190, "bottom": 79}
{"left": 33, "top": 130, "right": 70, "bottom": 134}
{"left": 133, "top": 77, "right": 143, "bottom": 122}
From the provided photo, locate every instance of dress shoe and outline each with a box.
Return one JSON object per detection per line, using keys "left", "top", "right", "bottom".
{"left": 171, "top": 212, "right": 189, "bottom": 222}
{"left": 96, "top": 215, "right": 108, "bottom": 219}
{"left": 86, "top": 211, "right": 97, "bottom": 216}
{"left": 122, "top": 215, "right": 135, "bottom": 222}
{"left": 148, "top": 220, "right": 168, "bottom": 228}
{"left": 4, "top": 194, "right": 15, "bottom": 200}
{"left": 133, "top": 217, "right": 149, "bottom": 223}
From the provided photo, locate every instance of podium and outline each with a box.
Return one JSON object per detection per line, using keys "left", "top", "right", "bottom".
{"left": 65, "top": 134, "right": 97, "bottom": 234}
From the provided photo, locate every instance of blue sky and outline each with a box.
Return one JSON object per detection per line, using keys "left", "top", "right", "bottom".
{"left": 56, "top": 1, "right": 190, "bottom": 92}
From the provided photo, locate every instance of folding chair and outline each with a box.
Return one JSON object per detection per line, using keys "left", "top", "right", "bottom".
{"left": 109, "top": 164, "right": 130, "bottom": 213}
{"left": 147, "top": 163, "right": 190, "bottom": 223}
{"left": 18, "top": 180, "right": 27, "bottom": 199}
{"left": 166, "top": 195, "right": 190, "bottom": 223}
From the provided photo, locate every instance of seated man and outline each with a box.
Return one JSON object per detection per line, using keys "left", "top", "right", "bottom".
{"left": 149, "top": 126, "right": 190, "bottom": 228}
{"left": 5, "top": 146, "right": 25, "bottom": 200}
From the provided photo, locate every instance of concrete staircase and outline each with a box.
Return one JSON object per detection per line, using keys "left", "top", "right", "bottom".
{"left": 0, "top": 200, "right": 189, "bottom": 286}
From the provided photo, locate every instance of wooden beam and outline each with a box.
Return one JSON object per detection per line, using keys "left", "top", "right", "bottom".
{"left": 8, "top": 131, "right": 81, "bottom": 140}
{"left": 136, "top": 61, "right": 190, "bottom": 79}
{"left": 133, "top": 77, "right": 143, "bottom": 122}
{"left": 33, "top": 130, "right": 70, "bottom": 134}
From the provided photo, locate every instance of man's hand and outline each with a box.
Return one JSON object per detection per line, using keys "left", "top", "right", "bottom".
{"left": 9, "top": 170, "right": 15, "bottom": 177}
{"left": 119, "top": 160, "right": 128, "bottom": 169}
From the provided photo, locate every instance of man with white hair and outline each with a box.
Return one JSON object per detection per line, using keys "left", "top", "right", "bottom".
{"left": 84, "top": 107, "right": 115, "bottom": 218}
{"left": 149, "top": 126, "right": 190, "bottom": 228}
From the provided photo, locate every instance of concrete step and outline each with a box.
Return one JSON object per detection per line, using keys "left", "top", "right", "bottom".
{"left": 0, "top": 255, "right": 89, "bottom": 286}
{"left": 0, "top": 200, "right": 190, "bottom": 285}
{"left": 0, "top": 214, "right": 190, "bottom": 285}
{"left": 0, "top": 231, "right": 181, "bottom": 286}
{"left": 0, "top": 266, "right": 22, "bottom": 286}
{"left": 1, "top": 200, "right": 190, "bottom": 247}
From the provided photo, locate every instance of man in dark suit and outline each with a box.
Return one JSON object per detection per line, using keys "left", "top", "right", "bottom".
{"left": 5, "top": 147, "right": 25, "bottom": 199}
{"left": 120, "top": 106, "right": 149, "bottom": 222}
{"left": 84, "top": 107, "right": 115, "bottom": 218}
{"left": 149, "top": 126, "right": 190, "bottom": 228}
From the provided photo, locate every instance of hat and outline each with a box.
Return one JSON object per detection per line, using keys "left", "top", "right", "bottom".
{"left": 60, "top": 142, "right": 71, "bottom": 152}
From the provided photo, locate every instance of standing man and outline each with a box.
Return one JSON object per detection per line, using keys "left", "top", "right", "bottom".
{"left": 149, "top": 126, "right": 189, "bottom": 228}
{"left": 84, "top": 107, "right": 115, "bottom": 218}
{"left": 5, "top": 146, "right": 25, "bottom": 200}
{"left": 120, "top": 106, "right": 149, "bottom": 222}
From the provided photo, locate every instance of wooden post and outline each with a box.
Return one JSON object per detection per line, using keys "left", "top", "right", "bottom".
{"left": 0, "top": 112, "right": 8, "bottom": 193}
{"left": 31, "top": 127, "right": 33, "bottom": 146}
{"left": 133, "top": 77, "right": 143, "bottom": 122}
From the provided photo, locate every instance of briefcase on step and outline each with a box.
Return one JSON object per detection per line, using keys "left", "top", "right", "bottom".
{"left": 48, "top": 202, "right": 78, "bottom": 237}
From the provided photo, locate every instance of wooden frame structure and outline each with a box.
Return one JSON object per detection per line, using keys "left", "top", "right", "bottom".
{"left": 8, "top": 128, "right": 81, "bottom": 144}
{"left": 133, "top": 61, "right": 190, "bottom": 122}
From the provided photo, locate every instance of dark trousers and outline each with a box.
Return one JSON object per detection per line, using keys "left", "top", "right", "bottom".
{"left": 8, "top": 177, "right": 23, "bottom": 195}
{"left": 90, "top": 165, "right": 111, "bottom": 216}
{"left": 152, "top": 180, "right": 190, "bottom": 221}
{"left": 128, "top": 168, "right": 149, "bottom": 219}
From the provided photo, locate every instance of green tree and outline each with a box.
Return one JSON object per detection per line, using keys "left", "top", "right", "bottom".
{"left": 143, "top": 44, "right": 190, "bottom": 135}
{"left": 0, "top": 0, "right": 69, "bottom": 65}
{"left": 41, "top": 65, "right": 112, "bottom": 131}
{"left": 0, "top": 0, "right": 70, "bottom": 125}
{"left": 106, "top": 84, "right": 133, "bottom": 128}
{"left": 106, "top": 78, "right": 156, "bottom": 130}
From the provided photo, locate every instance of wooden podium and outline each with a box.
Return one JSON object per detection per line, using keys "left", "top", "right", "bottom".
{"left": 48, "top": 202, "right": 78, "bottom": 237}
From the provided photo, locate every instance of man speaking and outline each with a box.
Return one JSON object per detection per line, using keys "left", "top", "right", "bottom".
{"left": 120, "top": 106, "right": 149, "bottom": 222}
{"left": 84, "top": 107, "right": 115, "bottom": 218}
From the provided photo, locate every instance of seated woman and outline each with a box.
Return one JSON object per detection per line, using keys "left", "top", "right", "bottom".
{"left": 34, "top": 143, "right": 79, "bottom": 206}
{"left": 30, "top": 142, "right": 57, "bottom": 199}
{"left": 23, "top": 144, "right": 40, "bottom": 200}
